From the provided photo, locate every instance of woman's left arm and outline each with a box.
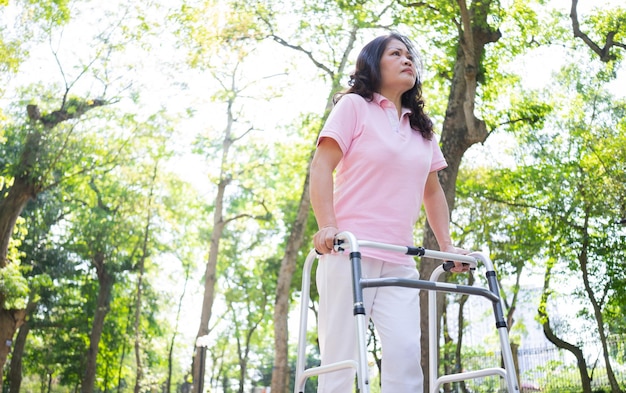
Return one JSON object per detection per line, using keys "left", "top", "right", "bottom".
{"left": 423, "top": 171, "right": 470, "bottom": 272}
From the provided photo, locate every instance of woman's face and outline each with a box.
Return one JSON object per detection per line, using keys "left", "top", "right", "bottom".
{"left": 379, "top": 39, "right": 417, "bottom": 95}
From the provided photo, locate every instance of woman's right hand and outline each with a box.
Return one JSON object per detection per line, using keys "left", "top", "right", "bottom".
{"left": 313, "top": 226, "right": 339, "bottom": 254}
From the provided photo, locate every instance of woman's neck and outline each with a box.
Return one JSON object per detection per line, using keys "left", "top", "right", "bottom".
{"left": 379, "top": 90, "right": 403, "bottom": 118}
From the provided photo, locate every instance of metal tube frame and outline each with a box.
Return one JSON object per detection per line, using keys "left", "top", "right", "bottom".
{"left": 294, "top": 231, "right": 520, "bottom": 393}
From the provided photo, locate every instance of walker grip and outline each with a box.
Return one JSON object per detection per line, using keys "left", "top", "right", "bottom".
{"left": 334, "top": 238, "right": 345, "bottom": 252}
{"left": 315, "top": 239, "right": 345, "bottom": 255}
{"left": 443, "top": 261, "right": 471, "bottom": 272}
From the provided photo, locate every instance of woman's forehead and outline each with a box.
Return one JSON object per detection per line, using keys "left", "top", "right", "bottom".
{"left": 385, "top": 39, "right": 410, "bottom": 52}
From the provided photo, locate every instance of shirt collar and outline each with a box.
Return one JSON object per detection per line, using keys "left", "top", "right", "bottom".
{"left": 373, "top": 93, "right": 412, "bottom": 117}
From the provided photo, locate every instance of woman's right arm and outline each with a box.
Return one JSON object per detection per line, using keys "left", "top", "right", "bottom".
{"left": 309, "top": 137, "right": 343, "bottom": 254}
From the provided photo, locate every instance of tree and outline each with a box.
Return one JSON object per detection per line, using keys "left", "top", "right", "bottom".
{"left": 65, "top": 172, "right": 142, "bottom": 393}
{"left": 396, "top": 0, "right": 624, "bottom": 384}
{"left": 174, "top": 5, "right": 282, "bottom": 387}
{"left": 464, "top": 57, "right": 625, "bottom": 391}
{"left": 0, "top": 0, "right": 164, "bottom": 384}
{"left": 0, "top": 93, "right": 107, "bottom": 384}
{"left": 158, "top": 177, "right": 205, "bottom": 393}
{"left": 221, "top": 232, "right": 275, "bottom": 393}
{"left": 535, "top": 65, "right": 625, "bottom": 392}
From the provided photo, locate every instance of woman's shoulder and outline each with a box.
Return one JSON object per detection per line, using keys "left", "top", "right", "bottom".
{"left": 341, "top": 93, "right": 367, "bottom": 103}
{"left": 335, "top": 93, "right": 371, "bottom": 111}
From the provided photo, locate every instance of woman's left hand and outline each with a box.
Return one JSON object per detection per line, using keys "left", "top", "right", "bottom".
{"left": 441, "top": 245, "right": 471, "bottom": 273}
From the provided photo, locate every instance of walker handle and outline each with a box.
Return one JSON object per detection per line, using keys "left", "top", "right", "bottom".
{"left": 334, "top": 238, "right": 345, "bottom": 252}
{"left": 443, "top": 261, "right": 473, "bottom": 272}
{"left": 314, "top": 239, "right": 345, "bottom": 255}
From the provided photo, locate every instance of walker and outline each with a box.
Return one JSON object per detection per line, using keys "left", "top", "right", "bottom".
{"left": 294, "top": 231, "right": 520, "bottom": 393}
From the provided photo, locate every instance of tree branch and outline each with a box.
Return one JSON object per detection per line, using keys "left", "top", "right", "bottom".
{"left": 399, "top": 1, "right": 439, "bottom": 13}
{"left": 34, "top": 98, "right": 107, "bottom": 129}
{"left": 269, "top": 34, "right": 334, "bottom": 78}
{"left": 570, "top": 0, "right": 623, "bottom": 62}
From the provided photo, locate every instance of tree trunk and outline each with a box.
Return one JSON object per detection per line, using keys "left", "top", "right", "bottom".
{"left": 269, "top": 81, "right": 347, "bottom": 393}
{"left": 82, "top": 252, "right": 115, "bottom": 393}
{"left": 133, "top": 257, "right": 145, "bottom": 393}
{"left": 7, "top": 321, "right": 29, "bottom": 393}
{"left": 418, "top": 0, "right": 500, "bottom": 387}
{"left": 1, "top": 99, "right": 107, "bottom": 266}
{"left": 442, "top": 299, "right": 452, "bottom": 393}
{"left": 193, "top": 217, "right": 226, "bottom": 390}
{"left": 539, "top": 259, "right": 592, "bottom": 392}
{"left": 192, "top": 94, "right": 236, "bottom": 393}
{"left": 116, "top": 300, "right": 132, "bottom": 393}
{"left": 264, "top": 20, "right": 365, "bottom": 393}
{"left": 456, "top": 275, "right": 473, "bottom": 393}
{"left": 542, "top": 310, "right": 592, "bottom": 391}
{"left": 0, "top": 180, "right": 36, "bottom": 268}
{"left": 269, "top": 59, "right": 348, "bottom": 393}
{"left": 506, "top": 265, "right": 523, "bottom": 330}
{"left": 133, "top": 166, "right": 156, "bottom": 393}
{"left": 0, "top": 119, "right": 42, "bottom": 391}
{"left": 270, "top": 165, "right": 312, "bottom": 393}
{"left": 0, "top": 307, "right": 27, "bottom": 390}
{"left": 167, "top": 269, "right": 190, "bottom": 393}
{"left": 7, "top": 301, "right": 37, "bottom": 393}
{"left": 0, "top": 111, "right": 48, "bottom": 268}
{"left": 0, "top": 174, "right": 37, "bottom": 393}
{"left": 192, "top": 215, "right": 225, "bottom": 392}
{"left": 578, "top": 209, "right": 622, "bottom": 393}
{"left": 367, "top": 322, "right": 382, "bottom": 386}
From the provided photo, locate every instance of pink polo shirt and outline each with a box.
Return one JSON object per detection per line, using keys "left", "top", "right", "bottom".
{"left": 319, "top": 93, "right": 447, "bottom": 265}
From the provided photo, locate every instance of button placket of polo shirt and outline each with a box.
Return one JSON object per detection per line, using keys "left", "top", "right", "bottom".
{"left": 381, "top": 101, "right": 400, "bottom": 133}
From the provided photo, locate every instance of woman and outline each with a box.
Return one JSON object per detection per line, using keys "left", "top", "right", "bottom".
{"left": 310, "top": 32, "right": 469, "bottom": 392}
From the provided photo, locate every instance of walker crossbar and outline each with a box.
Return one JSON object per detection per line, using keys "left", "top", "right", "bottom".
{"left": 360, "top": 277, "right": 500, "bottom": 302}
{"left": 294, "top": 231, "right": 520, "bottom": 393}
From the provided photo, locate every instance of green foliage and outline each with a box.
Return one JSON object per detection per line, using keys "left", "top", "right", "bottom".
{"left": 23, "top": 0, "right": 72, "bottom": 25}
{"left": 173, "top": 0, "right": 266, "bottom": 69}
{"left": 0, "top": 0, "right": 69, "bottom": 93}
{"left": 0, "top": 262, "right": 29, "bottom": 309}
{"left": 505, "top": 92, "right": 554, "bottom": 135}
{"left": 0, "top": 38, "right": 23, "bottom": 75}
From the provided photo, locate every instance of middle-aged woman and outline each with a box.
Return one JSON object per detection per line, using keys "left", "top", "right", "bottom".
{"left": 309, "top": 32, "right": 470, "bottom": 392}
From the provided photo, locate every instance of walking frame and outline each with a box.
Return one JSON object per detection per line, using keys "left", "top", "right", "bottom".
{"left": 294, "top": 231, "right": 520, "bottom": 393}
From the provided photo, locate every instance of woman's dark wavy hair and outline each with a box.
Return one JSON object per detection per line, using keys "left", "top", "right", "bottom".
{"left": 334, "top": 32, "right": 434, "bottom": 139}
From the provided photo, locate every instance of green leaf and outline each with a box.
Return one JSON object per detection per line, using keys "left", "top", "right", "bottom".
{"left": 0, "top": 263, "right": 29, "bottom": 309}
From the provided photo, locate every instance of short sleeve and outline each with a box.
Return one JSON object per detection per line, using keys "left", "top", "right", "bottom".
{"left": 317, "top": 95, "right": 360, "bottom": 155}
{"left": 429, "top": 135, "right": 447, "bottom": 172}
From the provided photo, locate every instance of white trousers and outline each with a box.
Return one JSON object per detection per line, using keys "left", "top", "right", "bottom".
{"left": 316, "top": 253, "right": 423, "bottom": 393}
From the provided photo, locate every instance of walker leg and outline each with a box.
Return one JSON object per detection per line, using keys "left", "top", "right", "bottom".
{"left": 350, "top": 249, "right": 370, "bottom": 393}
